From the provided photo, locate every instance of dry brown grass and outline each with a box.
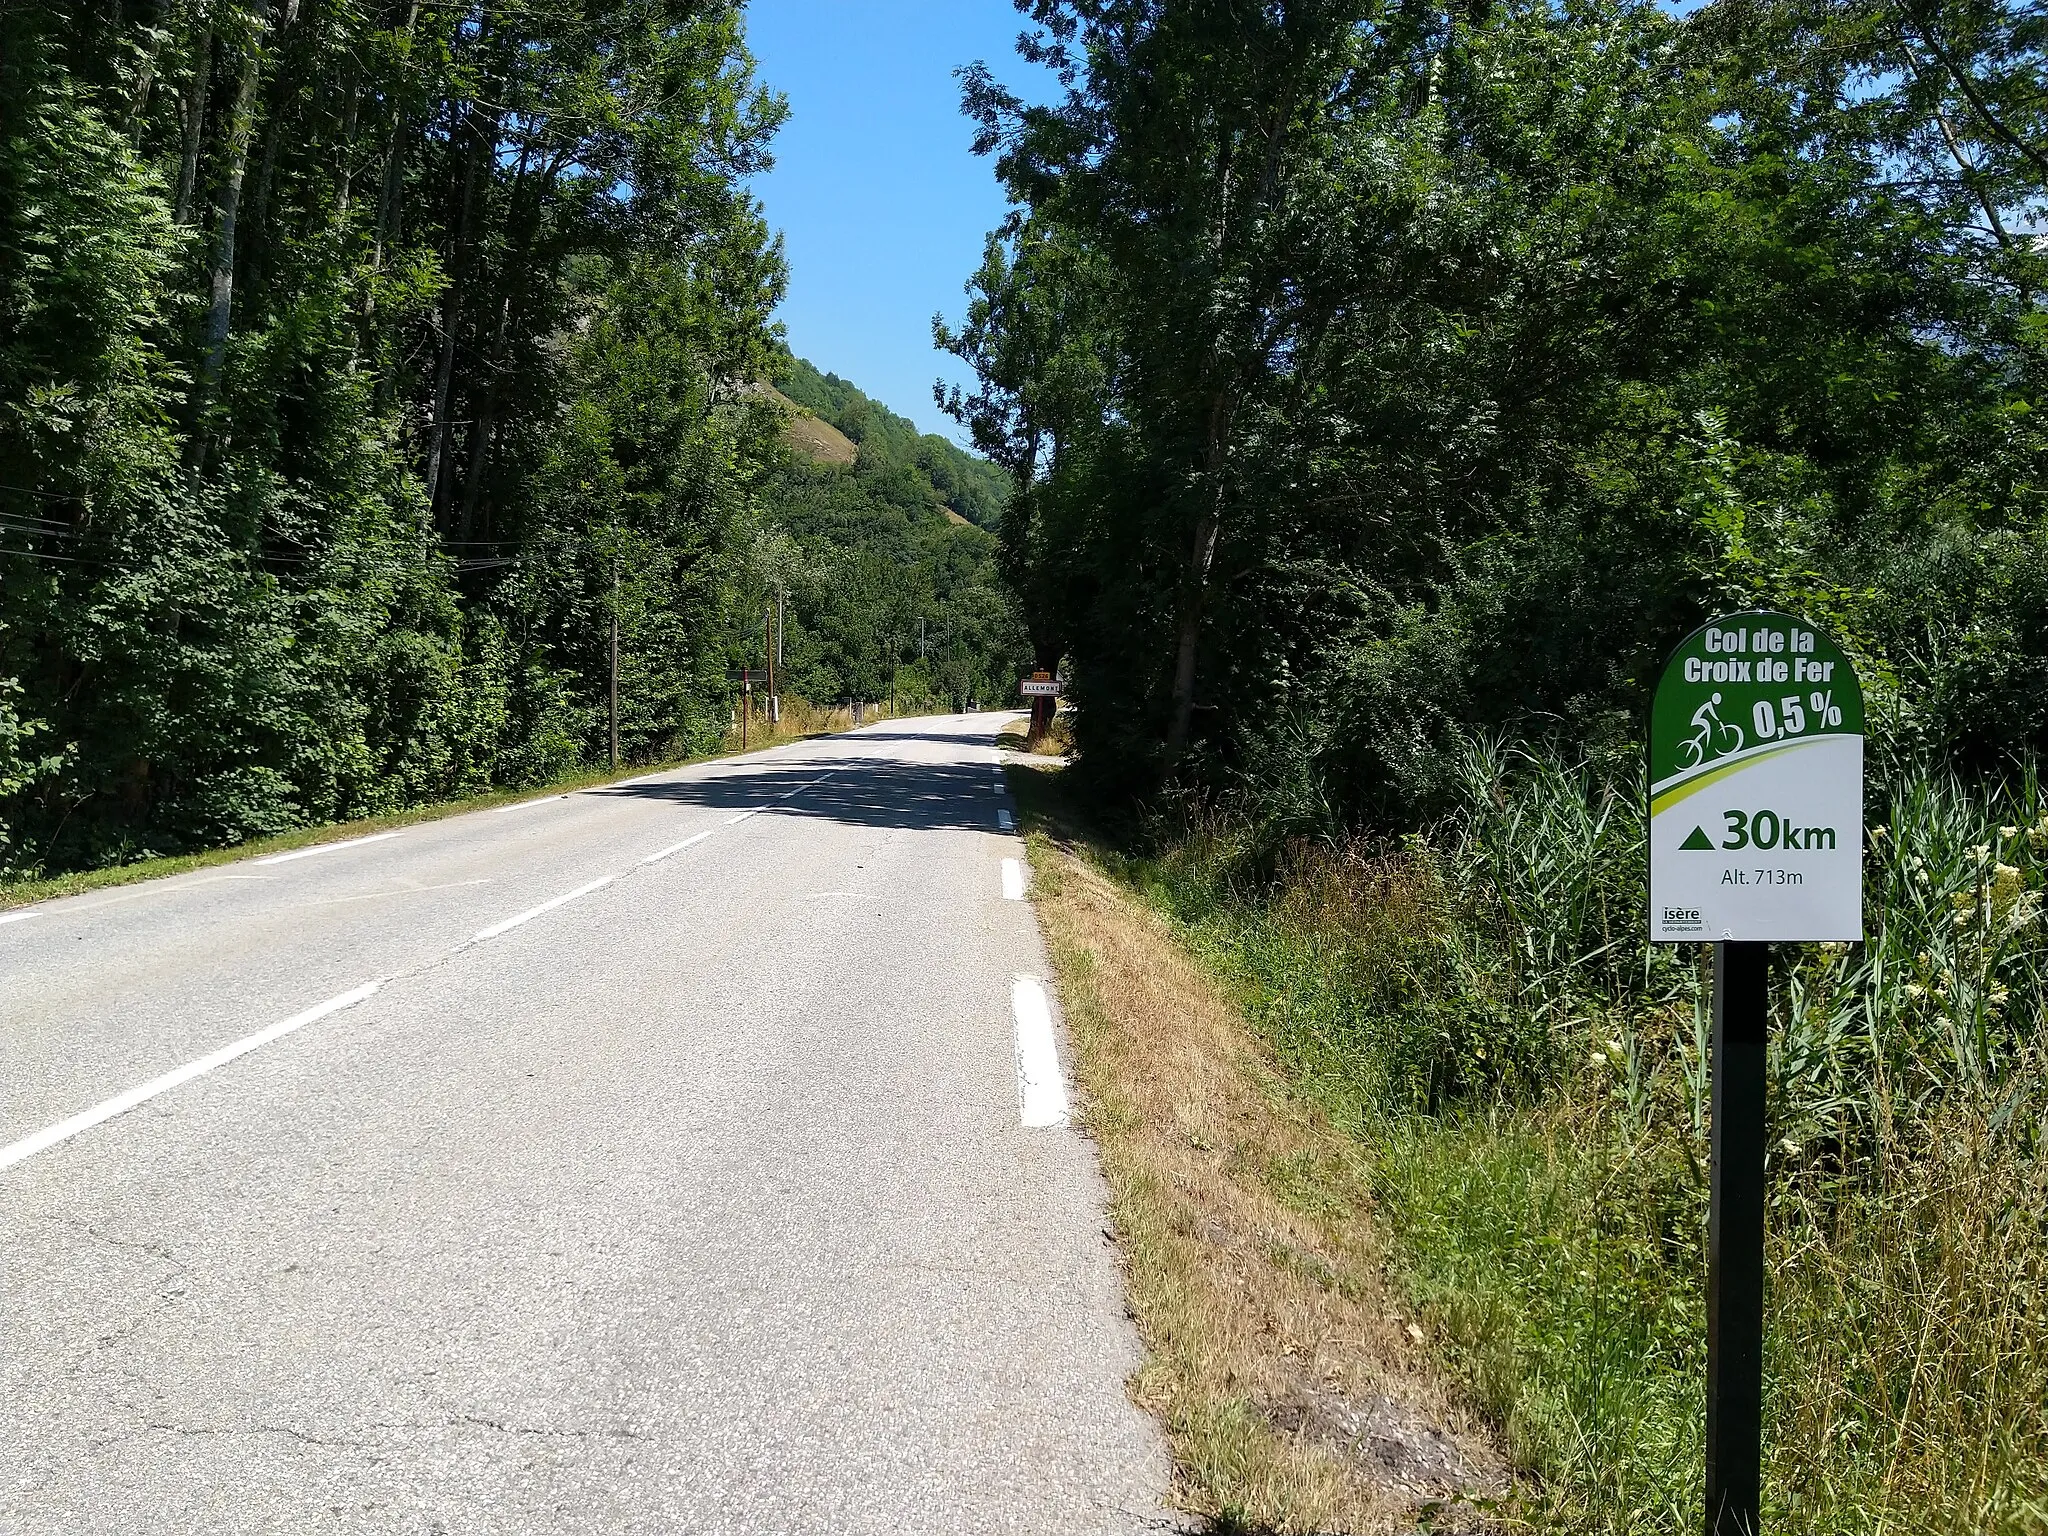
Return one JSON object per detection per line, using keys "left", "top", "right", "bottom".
{"left": 720, "top": 696, "right": 895, "bottom": 748}
{"left": 998, "top": 709, "right": 1074, "bottom": 756}
{"left": 754, "top": 382, "right": 857, "bottom": 466}
{"left": 1022, "top": 793, "right": 1508, "bottom": 1533}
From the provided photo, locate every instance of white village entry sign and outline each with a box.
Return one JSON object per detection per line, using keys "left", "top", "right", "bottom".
{"left": 1649, "top": 612, "right": 1865, "bottom": 942}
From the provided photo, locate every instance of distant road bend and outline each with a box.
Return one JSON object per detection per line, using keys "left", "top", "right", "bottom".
{"left": 0, "top": 714, "right": 1176, "bottom": 1534}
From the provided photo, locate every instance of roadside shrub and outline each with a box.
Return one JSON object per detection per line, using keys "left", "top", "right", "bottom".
{"left": 1133, "top": 739, "right": 2048, "bottom": 1534}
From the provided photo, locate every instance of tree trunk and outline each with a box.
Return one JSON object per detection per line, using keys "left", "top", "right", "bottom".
{"left": 333, "top": 62, "right": 361, "bottom": 222}
{"left": 366, "top": 0, "right": 420, "bottom": 283}
{"left": 173, "top": 19, "right": 212, "bottom": 226}
{"left": 1166, "top": 394, "right": 1233, "bottom": 755}
{"left": 242, "top": 58, "right": 294, "bottom": 299}
{"left": 188, "top": 0, "right": 271, "bottom": 460}
{"left": 368, "top": 111, "right": 406, "bottom": 281}
{"left": 423, "top": 104, "right": 490, "bottom": 521}
{"left": 460, "top": 197, "right": 539, "bottom": 539}
{"left": 458, "top": 395, "right": 496, "bottom": 541}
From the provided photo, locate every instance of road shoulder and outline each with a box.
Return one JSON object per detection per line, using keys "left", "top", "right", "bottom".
{"left": 1011, "top": 762, "right": 1508, "bottom": 1534}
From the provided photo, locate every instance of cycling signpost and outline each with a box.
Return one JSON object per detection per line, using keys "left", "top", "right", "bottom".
{"left": 1648, "top": 612, "right": 1864, "bottom": 1536}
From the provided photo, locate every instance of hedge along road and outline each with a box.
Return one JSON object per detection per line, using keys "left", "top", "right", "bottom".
{"left": 0, "top": 715, "right": 1175, "bottom": 1535}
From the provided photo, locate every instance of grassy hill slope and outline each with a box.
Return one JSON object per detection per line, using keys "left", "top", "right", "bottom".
{"left": 772, "top": 355, "right": 1009, "bottom": 530}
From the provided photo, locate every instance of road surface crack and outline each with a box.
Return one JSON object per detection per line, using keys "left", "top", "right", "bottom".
{"left": 142, "top": 1422, "right": 357, "bottom": 1449}
{"left": 452, "top": 1413, "right": 643, "bottom": 1440}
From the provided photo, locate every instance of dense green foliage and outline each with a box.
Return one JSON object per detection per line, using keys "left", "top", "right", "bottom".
{"left": 0, "top": 5, "right": 1024, "bottom": 879}
{"left": 944, "top": 0, "right": 2048, "bottom": 813}
{"left": 0, "top": 0, "right": 782, "bottom": 875}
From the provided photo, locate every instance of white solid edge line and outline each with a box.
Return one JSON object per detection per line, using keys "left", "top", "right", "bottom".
{"left": 997, "top": 809, "right": 1014, "bottom": 831}
{"left": 469, "top": 876, "right": 614, "bottom": 943}
{"left": 490, "top": 794, "right": 568, "bottom": 815}
{"left": 254, "top": 831, "right": 402, "bottom": 866}
{"left": 641, "top": 829, "right": 716, "bottom": 865}
{"left": 0, "top": 981, "right": 381, "bottom": 1174}
{"left": 1001, "top": 858, "right": 1026, "bottom": 900}
{"left": 0, "top": 910, "right": 38, "bottom": 927}
{"left": 1012, "top": 975, "right": 1070, "bottom": 1129}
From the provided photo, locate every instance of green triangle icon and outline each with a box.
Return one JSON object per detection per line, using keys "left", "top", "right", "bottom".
{"left": 1680, "top": 824, "right": 1715, "bottom": 851}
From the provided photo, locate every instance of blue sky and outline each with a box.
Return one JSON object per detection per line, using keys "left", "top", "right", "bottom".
{"left": 743, "top": 0, "right": 1054, "bottom": 443}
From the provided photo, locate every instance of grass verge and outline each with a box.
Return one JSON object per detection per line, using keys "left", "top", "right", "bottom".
{"left": 1010, "top": 760, "right": 1507, "bottom": 1534}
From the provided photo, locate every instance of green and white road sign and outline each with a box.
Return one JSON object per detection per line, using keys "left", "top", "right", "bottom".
{"left": 1649, "top": 612, "right": 1864, "bottom": 942}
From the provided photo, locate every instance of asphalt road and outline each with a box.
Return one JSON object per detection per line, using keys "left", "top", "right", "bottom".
{"left": 0, "top": 715, "right": 1176, "bottom": 1535}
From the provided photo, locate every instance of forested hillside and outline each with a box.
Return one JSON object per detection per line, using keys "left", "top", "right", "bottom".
{"left": 0, "top": 4, "right": 1023, "bottom": 880}
{"left": 752, "top": 354, "right": 1027, "bottom": 711}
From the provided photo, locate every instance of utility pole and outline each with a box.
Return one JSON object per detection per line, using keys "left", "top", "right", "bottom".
{"left": 763, "top": 605, "right": 776, "bottom": 731}
{"left": 608, "top": 561, "right": 620, "bottom": 772}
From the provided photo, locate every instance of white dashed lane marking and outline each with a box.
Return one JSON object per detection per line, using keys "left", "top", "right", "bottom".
{"left": 490, "top": 795, "right": 570, "bottom": 815}
{"left": 255, "top": 832, "right": 401, "bottom": 866}
{"left": 1011, "top": 975, "right": 1069, "bottom": 1129}
{"left": 0, "top": 982, "right": 383, "bottom": 1174}
{"left": 642, "top": 830, "right": 717, "bottom": 865}
{"left": 466, "top": 877, "right": 614, "bottom": 946}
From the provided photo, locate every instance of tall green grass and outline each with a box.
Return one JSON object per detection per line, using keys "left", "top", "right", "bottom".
{"left": 1128, "top": 742, "right": 2048, "bottom": 1533}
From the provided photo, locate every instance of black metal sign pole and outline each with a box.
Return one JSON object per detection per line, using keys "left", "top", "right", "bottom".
{"left": 1705, "top": 939, "right": 1768, "bottom": 1536}
{"left": 1656, "top": 613, "right": 1863, "bottom": 1536}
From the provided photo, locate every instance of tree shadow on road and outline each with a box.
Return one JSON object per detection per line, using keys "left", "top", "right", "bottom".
{"left": 578, "top": 756, "right": 1014, "bottom": 834}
